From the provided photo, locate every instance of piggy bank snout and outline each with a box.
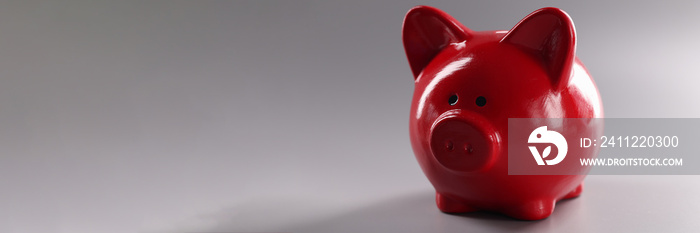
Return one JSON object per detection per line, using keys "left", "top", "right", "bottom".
{"left": 429, "top": 113, "right": 499, "bottom": 173}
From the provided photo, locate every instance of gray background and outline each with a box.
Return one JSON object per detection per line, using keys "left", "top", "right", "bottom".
{"left": 1, "top": 0, "right": 699, "bottom": 232}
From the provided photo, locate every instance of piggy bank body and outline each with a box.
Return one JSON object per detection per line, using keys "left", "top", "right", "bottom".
{"left": 404, "top": 6, "right": 603, "bottom": 220}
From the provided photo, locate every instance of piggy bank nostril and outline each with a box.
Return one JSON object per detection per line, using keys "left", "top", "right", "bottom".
{"left": 445, "top": 141, "right": 454, "bottom": 151}
{"left": 465, "top": 144, "right": 474, "bottom": 154}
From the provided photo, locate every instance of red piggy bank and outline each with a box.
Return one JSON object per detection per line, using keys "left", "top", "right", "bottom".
{"left": 404, "top": 6, "right": 603, "bottom": 220}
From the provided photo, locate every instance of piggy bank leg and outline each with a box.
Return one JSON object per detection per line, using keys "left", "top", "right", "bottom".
{"left": 563, "top": 183, "right": 584, "bottom": 200}
{"left": 503, "top": 199, "right": 556, "bottom": 220}
{"left": 436, "top": 192, "right": 477, "bottom": 213}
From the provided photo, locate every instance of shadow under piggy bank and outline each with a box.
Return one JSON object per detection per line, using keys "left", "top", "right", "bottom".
{"left": 273, "top": 191, "right": 586, "bottom": 233}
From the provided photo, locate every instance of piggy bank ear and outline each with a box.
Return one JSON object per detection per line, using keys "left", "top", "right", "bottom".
{"left": 402, "top": 6, "right": 472, "bottom": 80}
{"left": 501, "top": 7, "right": 576, "bottom": 90}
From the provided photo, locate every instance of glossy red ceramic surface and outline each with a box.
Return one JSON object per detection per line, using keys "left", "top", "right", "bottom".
{"left": 404, "top": 6, "right": 603, "bottom": 220}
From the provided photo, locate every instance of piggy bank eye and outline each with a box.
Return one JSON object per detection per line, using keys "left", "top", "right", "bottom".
{"left": 475, "top": 96, "right": 486, "bottom": 107}
{"left": 448, "top": 94, "right": 458, "bottom": 106}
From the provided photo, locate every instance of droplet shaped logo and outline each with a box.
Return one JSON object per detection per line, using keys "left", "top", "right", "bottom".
{"left": 528, "top": 126, "right": 568, "bottom": 165}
